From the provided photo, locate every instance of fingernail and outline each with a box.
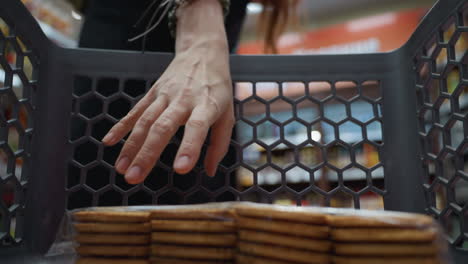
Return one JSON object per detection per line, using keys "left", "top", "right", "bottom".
{"left": 116, "top": 156, "right": 130, "bottom": 173}
{"left": 174, "top": 155, "right": 190, "bottom": 171}
{"left": 102, "top": 132, "right": 115, "bottom": 144}
{"left": 125, "top": 166, "right": 141, "bottom": 183}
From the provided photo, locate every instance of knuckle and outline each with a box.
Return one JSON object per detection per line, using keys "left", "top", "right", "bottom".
{"left": 187, "top": 119, "right": 207, "bottom": 130}
{"left": 123, "top": 139, "right": 140, "bottom": 152}
{"left": 137, "top": 115, "right": 153, "bottom": 128}
{"left": 154, "top": 116, "right": 175, "bottom": 135}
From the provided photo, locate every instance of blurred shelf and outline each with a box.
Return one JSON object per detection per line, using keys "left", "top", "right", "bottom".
{"left": 38, "top": 20, "right": 77, "bottom": 48}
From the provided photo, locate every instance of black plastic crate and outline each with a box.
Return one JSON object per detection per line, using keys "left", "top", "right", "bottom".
{"left": 0, "top": 0, "right": 467, "bottom": 262}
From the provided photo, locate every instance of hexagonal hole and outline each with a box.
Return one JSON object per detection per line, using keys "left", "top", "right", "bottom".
{"left": 258, "top": 167, "right": 281, "bottom": 186}
{"left": 124, "top": 79, "right": 146, "bottom": 98}
{"left": 456, "top": 86, "right": 467, "bottom": 110}
{"left": 454, "top": 32, "right": 468, "bottom": 62}
{"left": 282, "top": 82, "right": 305, "bottom": 100}
{"left": 442, "top": 20, "right": 456, "bottom": 43}
{"left": 0, "top": 17, "right": 9, "bottom": 37}
{"left": 74, "top": 141, "right": 98, "bottom": 166}
{"left": 257, "top": 120, "right": 280, "bottom": 146}
{"left": 331, "top": 191, "right": 355, "bottom": 208}
{"left": 350, "top": 99, "right": 374, "bottom": 123}
{"left": 366, "top": 120, "right": 382, "bottom": 141}
{"left": 433, "top": 182, "right": 447, "bottom": 213}
{"left": 272, "top": 146, "right": 295, "bottom": 168}
{"left": 242, "top": 98, "right": 267, "bottom": 123}
{"left": 442, "top": 153, "right": 456, "bottom": 181}
{"left": 73, "top": 76, "right": 93, "bottom": 97}
{"left": 326, "top": 144, "right": 351, "bottom": 169}
{"left": 284, "top": 121, "right": 308, "bottom": 145}
{"left": 320, "top": 121, "right": 336, "bottom": 145}
{"left": 454, "top": 177, "right": 468, "bottom": 206}
{"left": 67, "top": 188, "right": 93, "bottom": 210}
{"left": 335, "top": 81, "right": 358, "bottom": 100}
{"left": 12, "top": 73, "right": 25, "bottom": 101}
{"left": 256, "top": 82, "right": 279, "bottom": 100}
{"left": 108, "top": 98, "right": 131, "bottom": 120}
{"left": 14, "top": 157, "right": 23, "bottom": 180}
{"left": 356, "top": 143, "right": 380, "bottom": 168}
{"left": 80, "top": 95, "right": 103, "bottom": 119}
{"left": 144, "top": 165, "right": 169, "bottom": 190}
{"left": 424, "top": 78, "right": 440, "bottom": 105}
{"left": 339, "top": 121, "right": 363, "bottom": 144}
{"left": 22, "top": 56, "right": 34, "bottom": 81}
{"left": 270, "top": 99, "right": 293, "bottom": 123}
{"left": 309, "top": 81, "right": 332, "bottom": 101}
{"left": 361, "top": 80, "right": 381, "bottom": 100}
{"left": 91, "top": 118, "right": 114, "bottom": 141}
{"left": 435, "top": 48, "right": 448, "bottom": 73}
{"left": 417, "top": 62, "right": 430, "bottom": 85}
{"left": 174, "top": 171, "right": 197, "bottom": 192}
{"left": 98, "top": 189, "right": 123, "bottom": 206}
{"left": 286, "top": 166, "right": 312, "bottom": 190}
{"left": 215, "top": 191, "right": 236, "bottom": 202}
{"left": 157, "top": 190, "right": 182, "bottom": 205}
{"left": 7, "top": 126, "right": 19, "bottom": 152}
{"left": 69, "top": 115, "right": 87, "bottom": 142}
{"left": 103, "top": 141, "right": 123, "bottom": 165}
{"left": 86, "top": 165, "right": 110, "bottom": 191}
{"left": 441, "top": 210, "right": 462, "bottom": 244}
{"left": 0, "top": 148, "right": 8, "bottom": 180}
{"left": 128, "top": 190, "right": 152, "bottom": 205}
{"left": 446, "top": 67, "right": 460, "bottom": 95}
{"left": 371, "top": 167, "right": 385, "bottom": 189}
{"left": 296, "top": 100, "right": 318, "bottom": 123}
{"left": 343, "top": 167, "right": 367, "bottom": 182}
{"left": 67, "top": 163, "right": 81, "bottom": 189}
{"left": 427, "top": 127, "right": 443, "bottom": 156}
{"left": 272, "top": 191, "right": 298, "bottom": 205}
{"left": 5, "top": 41, "right": 17, "bottom": 69}
{"left": 359, "top": 191, "right": 384, "bottom": 210}
{"left": 97, "top": 78, "right": 119, "bottom": 97}
{"left": 324, "top": 99, "right": 347, "bottom": 124}
{"left": 450, "top": 120, "right": 464, "bottom": 149}
{"left": 242, "top": 143, "right": 266, "bottom": 169}
{"left": 236, "top": 166, "right": 255, "bottom": 190}
{"left": 235, "top": 82, "right": 253, "bottom": 100}
{"left": 2, "top": 179, "right": 19, "bottom": 209}
{"left": 186, "top": 190, "right": 212, "bottom": 204}
{"left": 18, "top": 104, "right": 31, "bottom": 130}
{"left": 236, "top": 120, "right": 254, "bottom": 145}
{"left": 299, "top": 146, "right": 323, "bottom": 168}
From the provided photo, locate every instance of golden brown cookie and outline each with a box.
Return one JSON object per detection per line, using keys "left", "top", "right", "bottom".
{"left": 73, "top": 211, "right": 150, "bottom": 223}
{"left": 151, "top": 220, "right": 236, "bottom": 233}
{"left": 76, "top": 258, "right": 149, "bottom": 264}
{"left": 326, "top": 213, "right": 434, "bottom": 228}
{"left": 75, "top": 234, "right": 150, "bottom": 245}
{"left": 333, "top": 256, "right": 439, "bottom": 264}
{"left": 150, "top": 208, "right": 235, "bottom": 220}
{"left": 76, "top": 245, "right": 149, "bottom": 257}
{"left": 330, "top": 227, "right": 437, "bottom": 242}
{"left": 333, "top": 242, "right": 437, "bottom": 256}
{"left": 238, "top": 229, "right": 331, "bottom": 252}
{"left": 149, "top": 257, "right": 232, "bottom": 264}
{"left": 151, "top": 232, "right": 236, "bottom": 246}
{"left": 74, "top": 223, "right": 151, "bottom": 233}
{"left": 234, "top": 203, "right": 327, "bottom": 224}
{"left": 238, "top": 241, "right": 330, "bottom": 264}
{"left": 237, "top": 216, "right": 329, "bottom": 238}
{"left": 151, "top": 244, "right": 235, "bottom": 260}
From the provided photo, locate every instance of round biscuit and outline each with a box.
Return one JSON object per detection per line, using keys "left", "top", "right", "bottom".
{"left": 150, "top": 208, "right": 235, "bottom": 220}
{"left": 234, "top": 203, "right": 327, "bottom": 224}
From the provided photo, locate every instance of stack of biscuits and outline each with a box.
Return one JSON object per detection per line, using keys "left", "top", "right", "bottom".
{"left": 73, "top": 210, "right": 151, "bottom": 264}
{"left": 71, "top": 203, "right": 448, "bottom": 264}
{"left": 150, "top": 207, "right": 237, "bottom": 264}
{"left": 234, "top": 204, "right": 332, "bottom": 264}
{"left": 328, "top": 212, "right": 446, "bottom": 264}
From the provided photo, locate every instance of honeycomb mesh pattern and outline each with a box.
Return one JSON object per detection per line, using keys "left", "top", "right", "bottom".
{"left": 414, "top": 2, "right": 468, "bottom": 250}
{"left": 67, "top": 78, "right": 386, "bottom": 209}
{"left": 0, "top": 17, "right": 38, "bottom": 246}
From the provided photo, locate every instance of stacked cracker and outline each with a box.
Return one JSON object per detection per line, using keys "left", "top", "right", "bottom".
{"left": 235, "top": 204, "right": 332, "bottom": 264}
{"left": 73, "top": 210, "right": 151, "bottom": 264}
{"left": 328, "top": 211, "right": 446, "bottom": 264}
{"left": 150, "top": 207, "right": 237, "bottom": 264}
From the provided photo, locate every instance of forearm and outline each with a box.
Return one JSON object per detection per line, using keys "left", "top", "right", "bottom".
{"left": 175, "top": 0, "right": 228, "bottom": 53}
